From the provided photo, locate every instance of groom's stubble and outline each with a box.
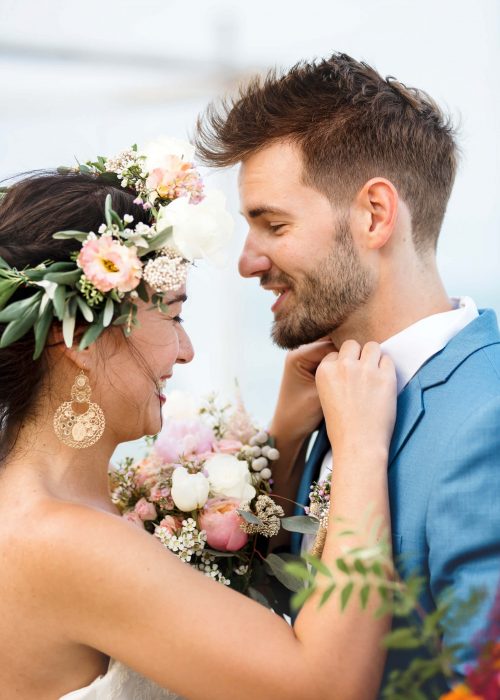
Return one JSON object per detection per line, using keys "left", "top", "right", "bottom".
{"left": 266, "top": 216, "right": 375, "bottom": 350}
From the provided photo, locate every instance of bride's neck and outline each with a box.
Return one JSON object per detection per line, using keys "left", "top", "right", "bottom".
{"left": 2, "top": 418, "right": 119, "bottom": 511}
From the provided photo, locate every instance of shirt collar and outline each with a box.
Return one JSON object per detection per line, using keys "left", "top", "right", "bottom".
{"left": 380, "top": 296, "right": 479, "bottom": 395}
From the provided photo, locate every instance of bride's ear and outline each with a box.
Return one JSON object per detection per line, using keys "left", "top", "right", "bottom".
{"left": 47, "top": 324, "right": 94, "bottom": 371}
{"left": 351, "top": 177, "right": 399, "bottom": 250}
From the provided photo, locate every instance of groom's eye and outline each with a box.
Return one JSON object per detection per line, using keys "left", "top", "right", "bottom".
{"left": 269, "top": 223, "right": 286, "bottom": 232}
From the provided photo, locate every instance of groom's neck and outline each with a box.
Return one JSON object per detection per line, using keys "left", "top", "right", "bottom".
{"left": 330, "top": 257, "right": 453, "bottom": 347}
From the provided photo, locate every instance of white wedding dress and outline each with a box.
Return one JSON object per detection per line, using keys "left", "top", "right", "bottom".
{"left": 59, "top": 658, "right": 184, "bottom": 699}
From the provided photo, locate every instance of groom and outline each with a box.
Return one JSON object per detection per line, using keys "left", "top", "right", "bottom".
{"left": 195, "top": 53, "right": 500, "bottom": 690}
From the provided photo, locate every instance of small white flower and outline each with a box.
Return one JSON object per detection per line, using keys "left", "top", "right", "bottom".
{"left": 123, "top": 214, "right": 134, "bottom": 223}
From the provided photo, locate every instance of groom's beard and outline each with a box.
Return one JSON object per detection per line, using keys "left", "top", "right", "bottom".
{"left": 268, "top": 220, "right": 375, "bottom": 350}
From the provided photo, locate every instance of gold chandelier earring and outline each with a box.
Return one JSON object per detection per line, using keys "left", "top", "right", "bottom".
{"left": 53, "top": 370, "right": 105, "bottom": 448}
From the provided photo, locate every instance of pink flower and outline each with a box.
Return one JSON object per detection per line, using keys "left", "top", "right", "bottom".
{"left": 158, "top": 515, "right": 183, "bottom": 535}
{"left": 199, "top": 497, "right": 249, "bottom": 552}
{"left": 149, "top": 483, "right": 174, "bottom": 508}
{"left": 146, "top": 158, "right": 204, "bottom": 204}
{"left": 134, "top": 456, "right": 162, "bottom": 488}
{"left": 155, "top": 418, "right": 215, "bottom": 463}
{"left": 77, "top": 235, "right": 142, "bottom": 293}
{"left": 123, "top": 511, "right": 145, "bottom": 529}
{"left": 216, "top": 439, "right": 243, "bottom": 455}
{"left": 134, "top": 497, "right": 157, "bottom": 521}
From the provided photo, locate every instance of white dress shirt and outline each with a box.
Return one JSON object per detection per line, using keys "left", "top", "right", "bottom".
{"left": 301, "top": 296, "right": 479, "bottom": 553}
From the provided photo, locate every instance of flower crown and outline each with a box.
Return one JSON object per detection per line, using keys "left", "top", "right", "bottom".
{"left": 0, "top": 137, "right": 233, "bottom": 359}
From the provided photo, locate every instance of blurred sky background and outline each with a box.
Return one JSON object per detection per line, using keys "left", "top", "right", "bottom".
{"left": 1, "top": 0, "right": 499, "bottom": 460}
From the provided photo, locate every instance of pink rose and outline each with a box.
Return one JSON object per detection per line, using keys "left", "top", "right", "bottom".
{"left": 216, "top": 439, "right": 243, "bottom": 455}
{"left": 123, "top": 511, "right": 145, "bottom": 529}
{"left": 134, "top": 497, "right": 157, "bottom": 521}
{"left": 149, "top": 484, "right": 174, "bottom": 508}
{"left": 199, "top": 497, "right": 249, "bottom": 552}
{"left": 134, "top": 456, "right": 162, "bottom": 488}
{"left": 158, "top": 515, "right": 183, "bottom": 535}
{"left": 155, "top": 418, "right": 215, "bottom": 463}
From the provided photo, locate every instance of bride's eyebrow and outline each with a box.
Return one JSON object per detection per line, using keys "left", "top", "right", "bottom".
{"left": 167, "top": 294, "right": 188, "bottom": 305}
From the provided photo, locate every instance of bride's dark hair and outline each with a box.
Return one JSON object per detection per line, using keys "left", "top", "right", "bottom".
{"left": 0, "top": 171, "right": 152, "bottom": 458}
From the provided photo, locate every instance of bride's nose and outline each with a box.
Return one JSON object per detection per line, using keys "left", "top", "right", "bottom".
{"left": 176, "top": 328, "right": 194, "bottom": 364}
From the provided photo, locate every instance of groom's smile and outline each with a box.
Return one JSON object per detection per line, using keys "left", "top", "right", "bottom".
{"left": 238, "top": 140, "right": 376, "bottom": 349}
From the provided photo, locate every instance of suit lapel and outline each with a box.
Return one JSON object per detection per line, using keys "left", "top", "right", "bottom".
{"left": 389, "top": 377, "right": 424, "bottom": 466}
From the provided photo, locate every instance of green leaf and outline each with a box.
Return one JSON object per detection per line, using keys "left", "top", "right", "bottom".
{"left": 290, "top": 586, "right": 316, "bottom": 611}
{"left": 53, "top": 284, "right": 67, "bottom": 320}
{"left": 280, "top": 515, "right": 320, "bottom": 535}
{"left": 76, "top": 296, "right": 94, "bottom": 323}
{"left": 103, "top": 297, "right": 115, "bottom": 327}
{"left": 264, "top": 553, "right": 303, "bottom": 592}
{"left": 336, "top": 557, "right": 350, "bottom": 575}
{"left": 319, "top": 583, "right": 336, "bottom": 607}
{"left": 33, "top": 302, "right": 54, "bottom": 359}
{"left": 44, "top": 269, "right": 82, "bottom": 285}
{"left": 112, "top": 313, "right": 131, "bottom": 326}
{"left": 52, "top": 230, "right": 89, "bottom": 243}
{"left": 382, "top": 628, "right": 423, "bottom": 650}
{"left": 79, "top": 311, "right": 105, "bottom": 350}
{"left": 354, "top": 559, "right": 368, "bottom": 576}
{"left": 0, "top": 301, "right": 40, "bottom": 348}
{"left": 104, "top": 194, "right": 113, "bottom": 227}
{"left": 78, "top": 163, "right": 92, "bottom": 174}
{"left": 0, "top": 291, "right": 42, "bottom": 323}
{"left": 283, "top": 562, "right": 315, "bottom": 582}
{"left": 247, "top": 587, "right": 272, "bottom": 609}
{"left": 62, "top": 302, "right": 76, "bottom": 348}
{"left": 136, "top": 281, "right": 150, "bottom": 303}
{"left": 340, "top": 582, "right": 354, "bottom": 611}
{"left": 237, "top": 510, "right": 262, "bottom": 525}
{"left": 0, "top": 280, "right": 21, "bottom": 309}
{"left": 304, "top": 554, "right": 331, "bottom": 577}
{"left": 138, "top": 226, "right": 173, "bottom": 257}
{"left": 360, "top": 584, "right": 371, "bottom": 609}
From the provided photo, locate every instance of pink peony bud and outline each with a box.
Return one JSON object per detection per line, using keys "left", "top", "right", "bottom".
{"left": 134, "top": 497, "right": 157, "bottom": 521}
{"left": 199, "top": 497, "right": 249, "bottom": 552}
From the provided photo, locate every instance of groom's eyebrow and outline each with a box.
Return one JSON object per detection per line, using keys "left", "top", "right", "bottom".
{"left": 244, "top": 206, "right": 290, "bottom": 218}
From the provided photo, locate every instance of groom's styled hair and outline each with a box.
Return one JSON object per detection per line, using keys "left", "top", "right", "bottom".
{"left": 195, "top": 53, "right": 458, "bottom": 251}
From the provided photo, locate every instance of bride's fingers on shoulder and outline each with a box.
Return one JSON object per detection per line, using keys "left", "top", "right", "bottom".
{"left": 337, "top": 339, "right": 362, "bottom": 360}
{"left": 360, "top": 341, "right": 383, "bottom": 366}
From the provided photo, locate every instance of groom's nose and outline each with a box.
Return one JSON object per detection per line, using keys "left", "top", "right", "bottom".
{"left": 238, "top": 235, "right": 272, "bottom": 278}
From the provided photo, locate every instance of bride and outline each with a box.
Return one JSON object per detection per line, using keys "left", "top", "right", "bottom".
{"left": 0, "top": 140, "right": 396, "bottom": 700}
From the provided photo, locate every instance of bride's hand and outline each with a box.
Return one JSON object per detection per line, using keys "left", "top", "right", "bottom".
{"left": 316, "top": 340, "right": 397, "bottom": 459}
{"left": 270, "top": 338, "right": 337, "bottom": 443}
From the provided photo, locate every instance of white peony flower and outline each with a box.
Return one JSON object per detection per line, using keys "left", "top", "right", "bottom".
{"left": 141, "top": 137, "right": 195, "bottom": 173}
{"left": 171, "top": 467, "right": 210, "bottom": 512}
{"left": 205, "top": 453, "right": 256, "bottom": 502}
{"left": 156, "top": 190, "right": 233, "bottom": 264}
{"left": 162, "top": 390, "right": 200, "bottom": 421}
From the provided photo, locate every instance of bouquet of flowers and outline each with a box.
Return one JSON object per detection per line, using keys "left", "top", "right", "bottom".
{"left": 109, "top": 389, "right": 285, "bottom": 592}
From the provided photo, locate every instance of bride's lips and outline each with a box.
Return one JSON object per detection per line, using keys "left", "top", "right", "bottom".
{"left": 157, "top": 374, "right": 172, "bottom": 404}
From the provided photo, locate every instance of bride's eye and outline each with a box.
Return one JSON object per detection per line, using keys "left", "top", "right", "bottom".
{"left": 173, "top": 315, "right": 184, "bottom": 324}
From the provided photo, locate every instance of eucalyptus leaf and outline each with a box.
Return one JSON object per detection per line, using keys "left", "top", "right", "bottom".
{"left": 136, "top": 281, "right": 149, "bottom": 303}
{"left": 247, "top": 587, "right": 273, "bottom": 609}
{"left": 76, "top": 296, "right": 94, "bottom": 323}
{"left": 112, "top": 313, "right": 131, "bottom": 326}
{"left": 45, "top": 269, "right": 82, "bottom": 285}
{"left": 104, "top": 194, "right": 113, "bottom": 227}
{"left": 0, "top": 291, "right": 42, "bottom": 323}
{"left": 282, "top": 562, "right": 315, "bottom": 582}
{"left": 264, "top": 553, "right": 303, "bottom": 593}
{"left": 0, "top": 302, "right": 40, "bottom": 348}
{"left": 0, "top": 281, "right": 21, "bottom": 310}
{"left": 103, "top": 297, "right": 115, "bottom": 327}
{"left": 78, "top": 163, "right": 92, "bottom": 174}
{"left": 79, "top": 312, "right": 105, "bottom": 350}
{"left": 280, "top": 515, "right": 320, "bottom": 535}
{"left": 237, "top": 510, "right": 262, "bottom": 525}
{"left": 33, "top": 302, "right": 54, "bottom": 359}
{"left": 52, "top": 230, "right": 89, "bottom": 243}
{"left": 137, "top": 226, "right": 173, "bottom": 257}
{"left": 53, "top": 285, "right": 67, "bottom": 320}
{"left": 62, "top": 305, "right": 76, "bottom": 348}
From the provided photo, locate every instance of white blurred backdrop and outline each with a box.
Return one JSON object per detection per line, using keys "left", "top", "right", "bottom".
{"left": 1, "top": 0, "right": 498, "bottom": 459}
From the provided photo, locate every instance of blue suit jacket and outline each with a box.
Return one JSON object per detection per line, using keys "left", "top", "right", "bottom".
{"left": 293, "top": 309, "right": 500, "bottom": 690}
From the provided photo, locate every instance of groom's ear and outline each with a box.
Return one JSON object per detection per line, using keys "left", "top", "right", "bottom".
{"left": 352, "top": 177, "right": 399, "bottom": 250}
